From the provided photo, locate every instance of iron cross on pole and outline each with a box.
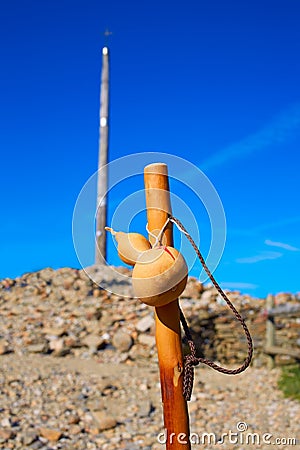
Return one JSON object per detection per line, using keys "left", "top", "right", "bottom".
{"left": 104, "top": 29, "right": 113, "bottom": 38}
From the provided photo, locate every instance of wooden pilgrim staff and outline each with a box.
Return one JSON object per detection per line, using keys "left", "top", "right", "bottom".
{"left": 143, "top": 163, "right": 191, "bottom": 450}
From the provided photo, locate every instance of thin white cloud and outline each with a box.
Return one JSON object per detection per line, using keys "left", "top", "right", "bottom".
{"left": 200, "top": 103, "right": 300, "bottom": 171}
{"left": 236, "top": 251, "right": 282, "bottom": 264}
{"left": 265, "top": 239, "right": 299, "bottom": 252}
{"left": 230, "top": 215, "right": 300, "bottom": 237}
{"left": 220, "top": 282, "right": 258, "bottom": 290}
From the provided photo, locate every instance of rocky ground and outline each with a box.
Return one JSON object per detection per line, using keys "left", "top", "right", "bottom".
{"left": 0, "top": 355, "right": 299, "bottom": 449}
{"left": 0, "top": 266, "right": 299, "bottom": 449}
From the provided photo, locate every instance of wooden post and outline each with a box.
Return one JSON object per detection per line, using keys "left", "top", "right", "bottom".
{"left": 266, "top": 294, "right": 275, "bottom": 370}
{"left": 95, "top": 46, "right": 109, "bottom": 264}
{"left": 144, "top": 163, "right": 191, "bottom": 449}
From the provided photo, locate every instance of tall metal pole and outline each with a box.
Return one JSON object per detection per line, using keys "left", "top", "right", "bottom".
{"left": 95, "top": 46, "right": 109, "bottom": 264}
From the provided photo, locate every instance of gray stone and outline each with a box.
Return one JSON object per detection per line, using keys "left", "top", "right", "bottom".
{"left": 21, "top": 431, "right": 38, "bottom": 445}
{"left": 200, "top": 289, "right": 215, "bottom": 302}
{"left": 137, "top": 400, "right": 153, "bottom": 417}
{"left": 42, "top": 327, "right": 66, "bottom": 337}
{"left": 82, "top": 334, "right": 106, "bottom": 351}
{"left": 92, "top": 410, "right": 117, "bottom": 431}
{"left": 112, "top": 330, "right": 133, "bottom": 352}
{"left": 27, "top": 343, "right": 48, "bottom": 354}
{"left": 0, "top": 418, "right": 11, "bottom": 427}
{"left": 138, "top": 334, "right": 156, "bottom": 347}
{"left": 30, "top": 440, "right": 46, "bottom": 449}
{"left": 136, "top": 315, "right": 155, "bottom": 333}
{"left": 0, "top": 340, "right": 9, "bottom": 355}
{"left": 49, "top": 338, "right": 70, "bottom": 356}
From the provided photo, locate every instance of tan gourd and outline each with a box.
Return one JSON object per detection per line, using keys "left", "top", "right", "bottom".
{"left": 105, "top": 227, "right": 151, "bottom": 266}
{"left": 132, "top": 246, "right": 188, "bottom": 307}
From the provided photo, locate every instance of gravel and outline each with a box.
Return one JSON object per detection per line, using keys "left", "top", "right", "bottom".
{"left": 0, "top": 266, "right": 299, "bottom": 448}
{"left": 0, "top": 354, "right": 299, "bottom": 449}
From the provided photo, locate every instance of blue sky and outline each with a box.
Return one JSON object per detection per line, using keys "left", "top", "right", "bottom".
{"left": 0, "top": 0, "right": 299, "bottom": 297}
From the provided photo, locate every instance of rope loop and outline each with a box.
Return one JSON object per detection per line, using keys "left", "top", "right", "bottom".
{"left": 146, "top": 217, "right": 170, "bottom": 248}
{"left": 164, "top": 215, "right": 254, "bottom": 401}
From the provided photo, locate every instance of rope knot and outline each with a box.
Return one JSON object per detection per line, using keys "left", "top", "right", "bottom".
{"left": 172, "top": 215, "right": 253, "bottom": 402}
{"left": 183, "top": 357, "right": 196, "bottom": 401}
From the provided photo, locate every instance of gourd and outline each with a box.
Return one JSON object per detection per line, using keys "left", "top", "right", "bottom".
{"left": 132, "top": 246, "right": 188, "bottom": 307}
{"left": 105, "top": 227, "right": 151, "bottom": 266}
{"left": 106, "top": 227, "right": 188, "bottom": 307}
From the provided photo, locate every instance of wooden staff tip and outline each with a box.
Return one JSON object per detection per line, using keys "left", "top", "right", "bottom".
{"left": 144, "top": 162, "right": 168, "bottom": 175}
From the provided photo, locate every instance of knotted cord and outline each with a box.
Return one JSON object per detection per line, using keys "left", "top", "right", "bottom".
{"left": 152, "top": 215, "right": 254, "bottom": 401}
